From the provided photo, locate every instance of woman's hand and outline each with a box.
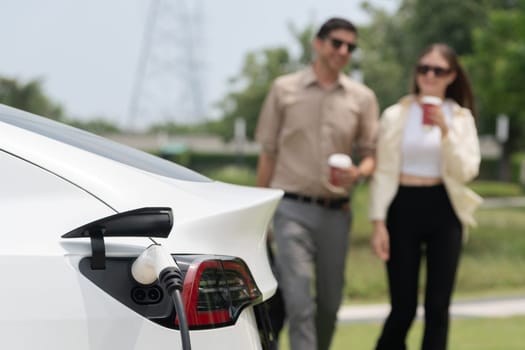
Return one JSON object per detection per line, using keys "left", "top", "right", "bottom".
{"left": 426, "top": 105, "right": 449, "bottom": 137}
{"left": 371, "top": 220, "right": 390, "bottom": 262}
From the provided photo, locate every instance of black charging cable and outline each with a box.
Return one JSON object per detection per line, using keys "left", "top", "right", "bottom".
{"left": 131, "top": 245, "right": 191, "bottom": 350}
{"left": 159, "top": 265, "right": 191, "bottom": 350}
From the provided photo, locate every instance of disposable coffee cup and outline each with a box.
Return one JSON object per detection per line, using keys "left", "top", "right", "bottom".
{"left": 328, "top": 153, "right": 352, "bottom": 187}
{"left": 421, "top": 96, "right": 442, "bottom": 128}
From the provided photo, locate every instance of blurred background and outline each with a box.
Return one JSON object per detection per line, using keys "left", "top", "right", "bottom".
{"left": 1, "top": 0, "right": 523, "bottom": 184}
{"left": 1, "top": 1, "right": 524, "bottom": 348}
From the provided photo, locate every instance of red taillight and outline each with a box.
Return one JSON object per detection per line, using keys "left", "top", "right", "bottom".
{"left": 181, "top": 257, "right": 262, "bottom": 329}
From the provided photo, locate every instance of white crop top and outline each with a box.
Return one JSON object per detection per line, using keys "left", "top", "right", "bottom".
{"left": 401, "top": 101, "right": 452, "bottom": 177}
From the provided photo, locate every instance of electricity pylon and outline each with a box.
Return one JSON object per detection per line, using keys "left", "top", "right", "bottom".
{"left": 128, "top": 0, "right": 206, "bottom": 130}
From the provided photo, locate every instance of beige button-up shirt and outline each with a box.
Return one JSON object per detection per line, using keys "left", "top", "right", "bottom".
{"left": 256, "top": 66, "right": 379, "bottom": 197}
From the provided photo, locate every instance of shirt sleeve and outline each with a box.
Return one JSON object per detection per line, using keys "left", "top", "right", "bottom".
{"left": 255, "top": 81, "right": 283, "bottom": 157}
{"left": 441, "top": 108, "right": 481, "bottom": 183}
{"left": 355, "top": 89, "right": 380, "bottom": 158}
{"left": 368, "top": 108, "right": 400, "bottom": 221}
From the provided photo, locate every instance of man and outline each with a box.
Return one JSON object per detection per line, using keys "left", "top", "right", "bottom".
{"left": 255, "top": 17, "right": 379, "bottom": 350}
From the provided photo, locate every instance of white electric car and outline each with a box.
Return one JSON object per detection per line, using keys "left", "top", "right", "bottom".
{"left": 0, "top": 103, "right": 282, "bottom": 350}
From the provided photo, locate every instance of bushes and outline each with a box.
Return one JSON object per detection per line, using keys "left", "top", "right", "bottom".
{"left": 158, "top": 150, "right": 259, "bottom": 173}
{"left": 156, "top": 150, "right": 525, "bottom": 190}
{"left": 478, "top": 152, "right": 525, "bottom": 184}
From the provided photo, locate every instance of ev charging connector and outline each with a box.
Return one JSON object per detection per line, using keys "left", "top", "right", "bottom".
{"left": 131, "top": 244, "right": 191, "bottom": 350}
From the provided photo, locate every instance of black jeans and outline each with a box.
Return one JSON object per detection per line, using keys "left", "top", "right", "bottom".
{"left": 375, "top": 185, "right": 462, "bottom": 350}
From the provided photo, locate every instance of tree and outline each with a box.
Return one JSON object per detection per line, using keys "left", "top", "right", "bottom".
{"left": 0, "top": 77, "right": 64, "bottom": 120}
{"left": 359, "top": 0, "right": 525, "bottom": 180}
{"left": 405, "top": 0, "right": 488, "bottom": 56}
{"left": 358, "top": 2, "right": 408, "bottom": 110}
{"left": 215, "top": 23, "right": 316, "bottom": 141}
{"left": 358, "top": 0, "right": 494, "bottom": 110}
{"left": 0, "top": 76, "right": 124, "bottom": 134}
{"left": 465, "top": 1, "right": 525, "bottom": 155}
{"left": 68, "top": 118, "right": 121, "bottom": 134}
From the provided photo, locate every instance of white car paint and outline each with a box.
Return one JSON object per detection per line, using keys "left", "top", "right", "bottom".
{"left": 0, "top": 104, "right": 282, "bottom": 349}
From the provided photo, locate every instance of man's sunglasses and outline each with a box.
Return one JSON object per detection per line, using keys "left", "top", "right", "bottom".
{"left": 327, "top": 37, "right": 357, "bottom": 53}
{"left": 416, "top": 64, "right": 452, "bottom": 77}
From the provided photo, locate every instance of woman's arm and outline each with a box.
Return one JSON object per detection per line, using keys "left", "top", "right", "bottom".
{"left": 441, "top": 109, "right": 481, "bottom": 183}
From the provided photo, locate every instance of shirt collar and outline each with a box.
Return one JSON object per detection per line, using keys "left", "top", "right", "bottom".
{"left": 300, "top": 65, "right": 349, "bottom": 91}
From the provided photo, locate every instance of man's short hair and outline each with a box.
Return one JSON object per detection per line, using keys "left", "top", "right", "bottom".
{"left": 316, "top": 17, "right": 357, "bottom": 39}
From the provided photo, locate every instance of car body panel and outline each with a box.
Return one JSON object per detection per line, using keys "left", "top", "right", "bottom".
{"left": 0, "top": 257, "right": 263, "bottom": 349}
{"left": 0, "top": 104, "right": 281, "bottom": 349}
{"left": 0, "top": 105, "right": 282, "bottom": 299}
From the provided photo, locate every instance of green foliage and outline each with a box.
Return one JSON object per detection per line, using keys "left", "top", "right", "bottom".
{"left": 206, "top": 1, "right": 525, "bottom": 153}
{"left": 159, "top": 152, "right": 259, "bottom": 174}
{"left": 281, "top": 316, "right": 525, "bottom": 350}
{"left": 404, "top": 0, "right": 488, "bottom": 56}
{"left": 0, "top": 76, "right": 121, "bottom": 134}
{"left": 358, "top": 0, "right": 496, "bottom": 111}
{"left": 216, "top": 47, "right": 292, "bottom": 141}
{"left": 464, "top": 3, "right": 525, "bottom": 152}
{"left": 203, "top": 165, "right": 257, "bottom": 186}
{"left": 68, "top": 118, "right": 121, "bottom": 135}
{"left": 458, "top": 207, "right": 525, "bottom": 292}
{"left": 477, "top": 153, "right": 525, "bottom": 183}
{"left": 0, "top": 77, "right": 64, "bottom": 120}
{"left": 470, "top": 180, "right": 525, "bottom": 197}
{"left": 287, "top": 22, "right": 316, "bottom": 66}
{"left": 358, "top": 0, "right": 525, "bottom": 148}
{"left": 347, "top": 194, "right": 525, "bottom": 301}
{"left": 215, "top": 22, "right": 316, "bottom": 141}
{"left": 358, "top": 3, "right": 407, "bottom": 110}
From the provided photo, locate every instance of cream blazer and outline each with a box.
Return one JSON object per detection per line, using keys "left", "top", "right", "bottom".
{"left": 369, "top": 95, "right": 483, "bottom": 230}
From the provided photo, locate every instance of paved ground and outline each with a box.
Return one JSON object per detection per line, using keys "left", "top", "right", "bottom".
{"left": 338, "top": 295, "right": 525, "bottom": 323}
{"left": 481, "top": 196, "right": 525, "bottom": 208}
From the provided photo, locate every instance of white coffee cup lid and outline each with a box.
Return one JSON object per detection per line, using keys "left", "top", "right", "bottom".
{"left": 328, "top": 153, "right": 352, "bottom": 168}
{"left": 421, "top": 96, "right": 442, "bottom": 105}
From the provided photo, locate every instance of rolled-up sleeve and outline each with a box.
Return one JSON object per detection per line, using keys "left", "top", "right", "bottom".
{"left": 355, "top": 89, "right": 379, "bottom": 158}
{"left": 255, "top": 81, "right": 282, "bottom": 157}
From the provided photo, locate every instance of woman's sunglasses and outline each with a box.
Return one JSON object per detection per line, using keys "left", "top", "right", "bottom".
{"left": 416, "top": 64, "right": 452, "bottom": 77}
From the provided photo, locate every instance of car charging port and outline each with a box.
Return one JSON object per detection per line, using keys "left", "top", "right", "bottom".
{"left": 131, "top": 286, "right": 163, "bottom": 304}
{"left": 131, "top": 244, "right": 191, "bottom": 350}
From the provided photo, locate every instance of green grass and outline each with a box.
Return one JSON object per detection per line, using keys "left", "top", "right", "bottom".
{"left": 277, "top": 316, "right": 525, "bottom": 349}
{"left": 345, "top": 198, "right": 525, "bottom": 302}
{"left": 469, "top": 180, "right": 525, "bottom": 197}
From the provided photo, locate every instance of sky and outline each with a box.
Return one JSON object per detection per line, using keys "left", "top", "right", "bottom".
{"left": 0, "top": 0, "right": 398, "bottom": 130}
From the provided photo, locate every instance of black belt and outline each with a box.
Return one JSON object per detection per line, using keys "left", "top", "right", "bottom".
{"left": 284, "top": 192, "right": 349, "bottom": 210}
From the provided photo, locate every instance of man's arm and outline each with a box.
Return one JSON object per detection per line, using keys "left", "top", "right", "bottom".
{"left": 256, "top": 152, "right": 276, "bottom": 188}
{"left": 336, "top": 154, "right": 375, "bottom": 188}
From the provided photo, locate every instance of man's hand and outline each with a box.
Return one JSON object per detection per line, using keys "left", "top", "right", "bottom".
{"left": 331, "top": 166, "right": 362, "bottom": 189}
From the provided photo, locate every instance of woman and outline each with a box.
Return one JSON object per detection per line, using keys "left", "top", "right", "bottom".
{"left": 369, "top": 43, "right": 483, "bottom": 350}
